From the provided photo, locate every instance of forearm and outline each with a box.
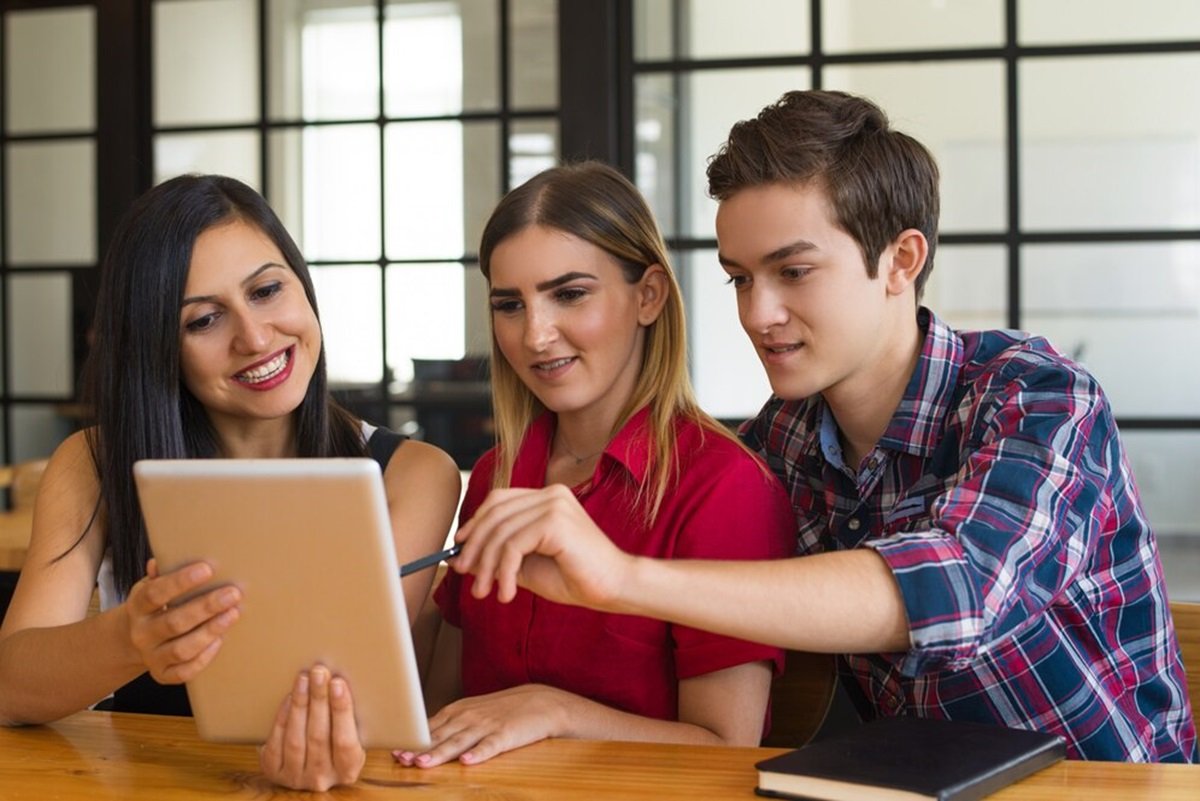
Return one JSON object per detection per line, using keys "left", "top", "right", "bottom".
{"left": 0, "top": 609, "right": 143, "bottom": 725}
{"left": 549, "top": 688, "right": 742, "bottom": 746}
{"left": 613, "top": 550, "right": 911, "bottom": 654}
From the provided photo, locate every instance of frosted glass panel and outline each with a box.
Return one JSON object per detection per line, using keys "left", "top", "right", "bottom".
{"left": 1122, "top": 432, "right": 1200, "bottom": 538}
{"left": 310, "top": 265, "right": 382, "bottom": 384}
{"left": 1019, "top": 0, "right": 1200, "bottom": 45}
{"left": 386, "top": 122, "right": 499, "bottom": 260}
{"left": 267, "top": 125, "right": 381, "bottom": 262}
{"left": 269, "top": 0, "right": 378, "bottom": 121}
{"left": 509, "top": 0, "right": 556, "bottom": 109}
{"left": 509, "top": 119, "right": 557, "bottom": 190}
{"left": 8, "top": 273, "right": 72, "bottom": 395}
{"left": 154, "top": 131, "right": 261, "bottom": 189}
{"left": 633, "top": 0, "right": 672, "bottom": 61}
{"left": 924, "top": 245, "right": 1007, "bottom": 331}
{"left": 385, "top": 264, "right": 466, "bottom": 384}
{"left": 1020, "top": 55, "right": 1200, "bottom": 231}
{"left": 634, "top": 0, "right": 809, "bottom": 60}
{"left": 636, "top": 73, "right": 677, "bottom": 237}
{"left": 385, "top": 0, "right": 498, "bottom": 116}
{"left": 824, "top": 60, "right": 1006, "bottom": 233}
{"left": 686, "top": 249, "right": 773, "bottom": 420}
{"left": 10, "top": 404, "right": 73, "bottom": 462}
{"left": 685, "top": 69, "right": 811, "bottom": 237}
{"left": 6, "top": 140, "right": 95, "bottom": 265}
{"left": 155, "top": 0, "right": 258, "bottom": 126}
{"left": 6, "top": 7, "right": 95, "bottom": 134}
{"left": 1021, "top": 243, "right": 1200, "bottom": 418}
{"left": 824, "top": 0, "right": 1001, "bottom": 52}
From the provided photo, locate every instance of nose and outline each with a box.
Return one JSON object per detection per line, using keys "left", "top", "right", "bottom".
{"left": 740, "top": 283, "right": 788, "bottom": 336}
{"left": 230, "top": 307, "right": 272, "bottom": 354}
{"left": 522, "top": 305, "right": 558, "bottom": 353}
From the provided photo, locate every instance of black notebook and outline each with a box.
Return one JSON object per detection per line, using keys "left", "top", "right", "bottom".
{"left": 755, "top": 716, "right": 1066, "bottom": 801}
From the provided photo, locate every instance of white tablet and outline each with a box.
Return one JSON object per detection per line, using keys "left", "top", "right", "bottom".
{"left": 133, "top": 458, "right": 430, "bottom": 750}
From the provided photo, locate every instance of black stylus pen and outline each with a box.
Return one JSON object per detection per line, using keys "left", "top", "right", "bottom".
{"left": 398, "top": 543, "right": 463, "bottom": 577}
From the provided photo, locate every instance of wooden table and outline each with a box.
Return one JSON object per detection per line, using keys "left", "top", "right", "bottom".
{"left": 0, "top": 711, "right": 1194, "bottom": 800}
{"left": 0, "top": 509, "right": 33, "bottom": 572}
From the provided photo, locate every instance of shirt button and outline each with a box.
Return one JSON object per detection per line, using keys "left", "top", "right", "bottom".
{"left": 868, "top": 456, "right": 879, "bottom": 470}
{"left": 847, "top": 518, "right": 861, "bottom": 531}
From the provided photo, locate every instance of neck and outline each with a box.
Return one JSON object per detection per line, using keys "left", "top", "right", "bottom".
{"left": 825, "top": 310, "right": 923, "bottom": 470}
{"left": 211, "top": 415, "right": 299, "bottom": 459}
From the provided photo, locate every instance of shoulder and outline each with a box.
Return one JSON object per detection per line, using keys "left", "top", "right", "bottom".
{"left": 42, "top": 429, "right": 101, "bottom": 499}
{"left": 382, "top": 439, "right": 461, "bottom": 498}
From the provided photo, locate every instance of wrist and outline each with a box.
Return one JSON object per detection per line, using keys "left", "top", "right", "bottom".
{"left": 608, "top": 554, "right": 654, "bottom": 616}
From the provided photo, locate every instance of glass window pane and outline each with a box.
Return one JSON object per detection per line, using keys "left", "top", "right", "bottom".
{"left": 633, "top": 0, "right": 673, "bottom": 61}
{"left": 683, "top": 0, "right": 809, "bottom": 59}
{"left": 1020, "top": 55, "right": 1200, "bottom": 231}
{"left": 824, "top": 0, "right": 1002, "bottom": 53}
{"left": 385, "top": 263, "right": 466, "bottom": 383}
{"left": 509, "top": 118, "right": 557, "bottom": 190}
{"left": 824, "top": 60, "right": 1007, "bottom": 233}
{"left": 510, "top": 0, "right": 556, "bottom": 109}
{"left": 7, "top": 273, "right": 72, "bottom": 396}
{"left": 154, "top": 130, "right": 261, "bottom": 189}
{"left": 269, "top": 0, "right": 379, "bottom": 121}
{"left": 6, "top": 7, "right": 95, "bottom": 134}
{"left": 10, "top": 404, "right": 73, "bottom": 462}
{"left": 386, "top": 121, "right": 499, "bottom": 260}
{"left": 636, "top": 73, "right": 677, "bottom": 237}
{"left": 1020, "top": 0, "right": 1200, "bottom": 45}
{"left": 1021, "top": 242, "right": 1200, "bottom": 418}
{"left": 1123, "top": 432, "right": 1200, "bottom": 541}
{"left": 310, "top": 265, "right": 382, "bottom": 384}
{"left": 267, "top": 125, "right": 381, "bottom": 262}
{"left": 685, "top": 249, "right": 773, "bottom": 420}
{"left": 684, "top": 68, "right": 811, "bottom": 238}
{"left": 384, "top": 0, "right": 498, "bottom": 116}
{"left": 154, "top": 0, "right": 259, "bottom": 126}
{"left": 924, "top": 245, "right": 1007, "bottom": 330}
{"left": 6, "top": 140, "right": 96, "bottom": 266}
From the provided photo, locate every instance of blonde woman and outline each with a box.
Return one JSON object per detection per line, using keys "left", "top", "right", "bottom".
{"left": 397, "top": 162, "right": 795, "bottom": 768}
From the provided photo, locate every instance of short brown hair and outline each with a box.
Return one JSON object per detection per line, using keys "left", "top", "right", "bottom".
{"left": 707, "top": 90, "right": 940, "bottom": 298}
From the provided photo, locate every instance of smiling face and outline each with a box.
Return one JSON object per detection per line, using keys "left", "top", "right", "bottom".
{"left": 715, "top": 181, "right": 911, "bottom": 405}
{"left": 178, "top": 218, "right": 321, "bottom": 438}
{"left": 488, "top": 224, "right": 664, "bottom": 430}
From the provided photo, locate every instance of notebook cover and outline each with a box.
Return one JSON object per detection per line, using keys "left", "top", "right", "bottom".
{"left": 755, "top": 716, "right": 1066, "bottom": 801}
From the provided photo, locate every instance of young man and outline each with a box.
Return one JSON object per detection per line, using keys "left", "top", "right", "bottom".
{"left": 450, "top": 90, "right": 1197, "bottom": 762}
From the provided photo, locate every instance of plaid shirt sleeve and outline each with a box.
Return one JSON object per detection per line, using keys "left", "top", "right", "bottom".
{"left": 867, "top": 348, "right": 1110, "bottom": 677}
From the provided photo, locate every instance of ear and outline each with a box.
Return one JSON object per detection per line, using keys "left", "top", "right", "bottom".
{"left": 883, "top": 229, "right": 927, "bottom": 297}
{"left": 636, "top": 264, "right": 670, "bottom": 326}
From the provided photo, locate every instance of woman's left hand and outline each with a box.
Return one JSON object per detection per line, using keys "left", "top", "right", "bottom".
{"left": 393, "top": 684, "right": 571, "bottom": 768}
{"left": 259, "top": 665, "right": 366, "bottom": 791}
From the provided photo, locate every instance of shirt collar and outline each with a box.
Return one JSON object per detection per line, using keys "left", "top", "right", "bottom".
{"left": 877, "top": 306, "right": 964, "bottom": 457}
{"left": 512, "top": 406, "right": 654, "bottom": 487}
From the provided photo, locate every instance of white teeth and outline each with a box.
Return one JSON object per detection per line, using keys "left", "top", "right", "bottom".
{"left": 766, "top": 344, "right": 801, "bottom": 354}
{"left": 535, "top": 357, "right": 574, "bottom": 371}
{"left": 237, "top": 351, "right": 289, "bottom": 383}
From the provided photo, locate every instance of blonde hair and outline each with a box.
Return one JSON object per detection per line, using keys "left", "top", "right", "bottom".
{"left": 479, "top": 161, "right": 745, "bottom": 523}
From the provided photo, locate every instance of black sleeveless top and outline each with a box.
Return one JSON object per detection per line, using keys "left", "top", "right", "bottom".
{"left": 104, "top": 427, "right": 409, "bottom": 716}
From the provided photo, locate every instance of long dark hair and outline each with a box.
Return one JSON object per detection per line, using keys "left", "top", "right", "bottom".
{"left": 79, "top": 174, "right": 364, "bottom": 596}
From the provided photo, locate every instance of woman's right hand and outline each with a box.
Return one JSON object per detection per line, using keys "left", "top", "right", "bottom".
{"left": 122, "top": 558, "right": 242, "bottom": 684}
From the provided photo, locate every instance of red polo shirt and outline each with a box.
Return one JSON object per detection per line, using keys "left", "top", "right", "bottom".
{"left": 435, "top": 407, "right": 794, "bottom": 722}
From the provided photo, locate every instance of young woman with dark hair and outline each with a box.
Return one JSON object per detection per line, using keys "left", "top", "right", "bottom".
{"left": 0, "top": 174, "right": 462, "bottom": 790}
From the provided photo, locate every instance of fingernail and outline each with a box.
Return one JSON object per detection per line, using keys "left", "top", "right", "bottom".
{"left": 296, "top": 674, "right": 308, "bottom": 693}
{"left": 415, "top": 754, "right": 431, "bottom": 766}
{"left": 330, "top": 678, "right": 344, "bottom": 698}
{"left": 188, "top": 564, "right": 210, "bottom": 582}
{"left": 311, "top": 667, "right": 328, "bottom": 687}
{"left": 219, "top": 587, "right": 239, "bottom": 605}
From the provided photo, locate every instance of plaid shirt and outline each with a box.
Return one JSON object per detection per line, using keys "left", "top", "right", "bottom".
{"left": 741, "top": 308, "right": 1197, "bottom": 762}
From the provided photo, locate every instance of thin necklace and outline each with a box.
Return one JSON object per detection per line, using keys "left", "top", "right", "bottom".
{"left": 557, "top": 436, "right": 603, "bottom": 465}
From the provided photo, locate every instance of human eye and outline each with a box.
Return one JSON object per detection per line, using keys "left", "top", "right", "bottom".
{"left": 781, "top": 265, "right": 812, "bottom": 282}
{"left": 184, "top": 311, "right": 220, "bottom": 333}
{"left": 723, "top": 273, "right": 749, "bottom": 289}
{"left": 490, "top": 298, "right": 523, "bottom": 314}
{"left": 249, "top": 280, "right": 283, "bottom": 302}
{"left": 554, "top": 286, "right": 588, "bottom": 304}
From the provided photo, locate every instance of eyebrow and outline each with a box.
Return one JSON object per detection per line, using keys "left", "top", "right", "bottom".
{"left": 181, "top": 262, "right": 286, "bottom": 306}
{"left": 718, "top": 239, "right": 819, "bottom": 269}
{"left": 489, "top": 270, "right": 598, "bottom": 298}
